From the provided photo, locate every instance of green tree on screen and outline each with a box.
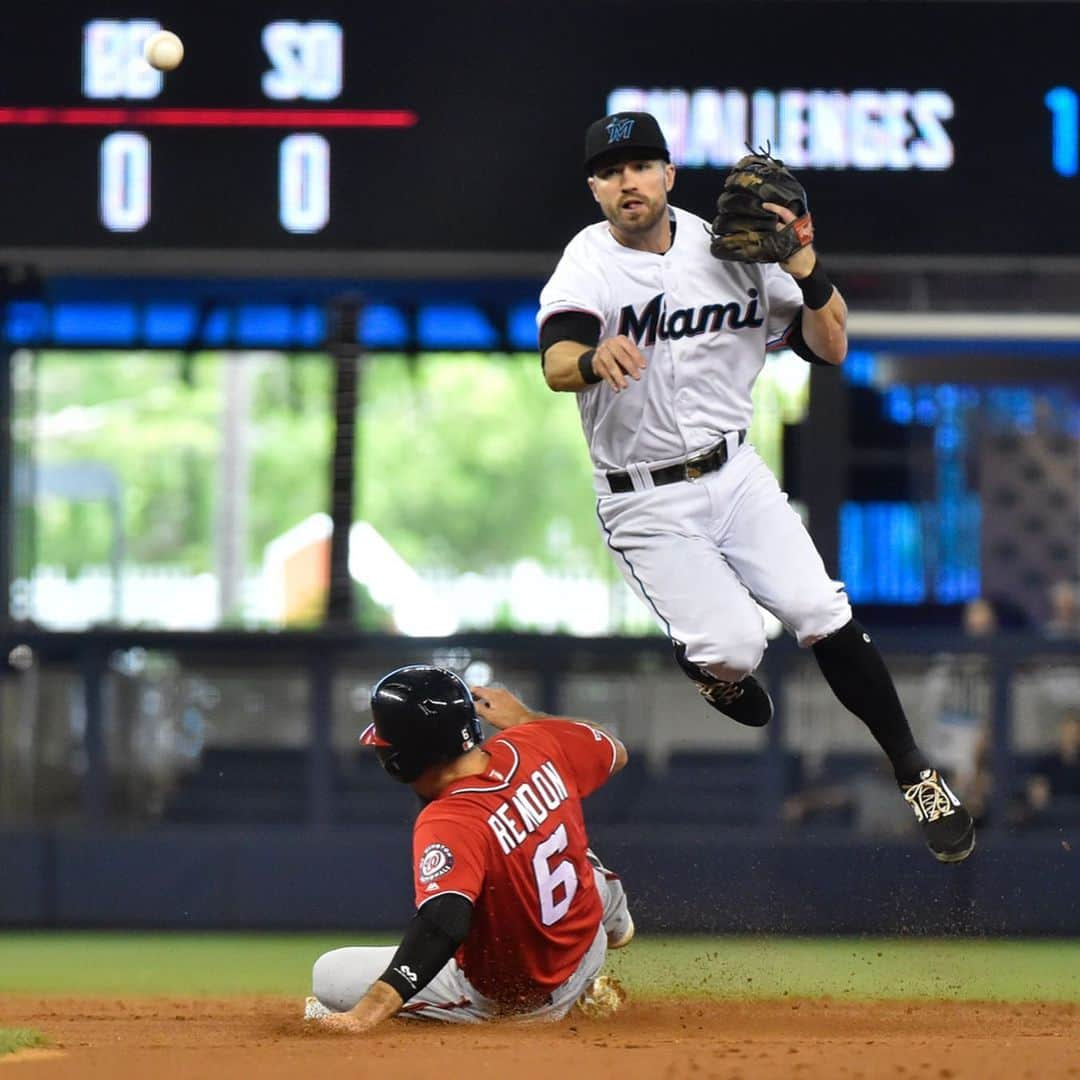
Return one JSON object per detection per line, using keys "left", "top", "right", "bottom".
{"left": 25, "top": 350, "right": 612, "bottom": 579}
{"left": 359, "top": 354, "right": 607, "bottom": 573}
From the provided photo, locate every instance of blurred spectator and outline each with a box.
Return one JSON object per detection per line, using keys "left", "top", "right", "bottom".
{"left": 1010, "top": 711, "right": 1080, "bottom": 828}
{"left": 1030, "top": 582, "right": 1080, "bottom": 739}
{"left": 781, "top": 757, "right": 915, "bottom": 839}
{"left": 1044, "top": 579, "right": 1080, "bottom": 640}
{"left": 918, "top": 597, "right": 997, "bottom": 822}
{"left": 962, "top": 596, "right": 998, "bottom": 638}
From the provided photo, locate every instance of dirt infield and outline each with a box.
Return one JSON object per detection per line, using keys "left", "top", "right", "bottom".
{"left": 1, "top": 995, "right": 1076, "bottom": 1079}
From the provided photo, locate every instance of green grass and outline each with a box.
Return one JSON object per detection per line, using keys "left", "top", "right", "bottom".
{"left": 602, "top": 936, "right": 1080, "bottom": 1002}
{"left": 0, "top": 933, "right": 1077, "bottom": 1002}
{"left": 0, "top": 932, "right": 390, "bottom": 996}
{"left": 0, "top": 1029, "right": 48, "bottom": 1057}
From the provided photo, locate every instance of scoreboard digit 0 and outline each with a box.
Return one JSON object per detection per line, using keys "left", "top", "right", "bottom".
{"left": 83, "top": 18, "right": 380, "bottom": 236}
{"left": 0, "top": 2, "right": 1077, "bottom": 259}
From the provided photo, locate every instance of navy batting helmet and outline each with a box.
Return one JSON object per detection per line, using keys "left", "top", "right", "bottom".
{"left": 360, "top": 665, "right": 483, "bottom": 783}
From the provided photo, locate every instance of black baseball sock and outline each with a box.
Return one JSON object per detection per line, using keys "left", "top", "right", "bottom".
{"left": 811, "top": 619, "right": 929, "bottom": 784}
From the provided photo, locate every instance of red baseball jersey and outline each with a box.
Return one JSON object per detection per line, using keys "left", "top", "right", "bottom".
{"left": 411, "top": 718, "right": 620, "bottom": 1008}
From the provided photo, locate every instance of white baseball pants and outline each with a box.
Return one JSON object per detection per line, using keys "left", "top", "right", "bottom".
{"left": 596, "top": 443, "right": 852, "bottom": 681}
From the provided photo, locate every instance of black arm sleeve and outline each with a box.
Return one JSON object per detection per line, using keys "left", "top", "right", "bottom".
{"left": 377, "top": 892, "right": 474, "bottom": 1002}
{"left": 538, "top": 310, "right": 602, "bottom": 362}
{"left": 785, "top": 311, "right": 831, "bottom": 366}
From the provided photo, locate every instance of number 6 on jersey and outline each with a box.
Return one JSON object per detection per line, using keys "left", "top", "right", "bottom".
{"left": 532, "top": 823, "right": 578, "bottom": 926}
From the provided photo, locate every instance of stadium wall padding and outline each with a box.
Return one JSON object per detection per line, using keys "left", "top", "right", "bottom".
{"left": 2, "top": 827, "right": 1077, "bottom": 934}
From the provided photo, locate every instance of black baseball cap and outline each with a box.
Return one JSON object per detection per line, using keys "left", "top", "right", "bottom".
{"left": 584, "top": 112, "right": 670, "bottom": 176}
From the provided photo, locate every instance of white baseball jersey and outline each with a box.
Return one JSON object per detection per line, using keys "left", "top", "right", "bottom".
{"left": 537, "top": 204, "right": 803, "bottom": 472}
{"left": 537, "top": 203, "right": 850, "bottom": 673}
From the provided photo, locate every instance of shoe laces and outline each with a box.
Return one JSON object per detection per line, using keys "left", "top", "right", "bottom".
{"left": 903, "top": 770, "right": 958, "bottom": 823}
{"left": 700, "top": 681, "right": 743, "bottom": 706}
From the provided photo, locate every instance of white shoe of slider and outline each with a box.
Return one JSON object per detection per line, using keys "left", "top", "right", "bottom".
{"left": 575, "top": 975, "right": 627, "bottom": 1019}
{"left": 303, "top": 995, "right": 334, "bottom": 1021}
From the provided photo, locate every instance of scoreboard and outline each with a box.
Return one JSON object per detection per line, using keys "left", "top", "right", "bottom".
{"left": 80, "top": 18, "right": 400, "bottom": 236}
{"left": 0, "top": 1, "right": 1078, "bottom": 259}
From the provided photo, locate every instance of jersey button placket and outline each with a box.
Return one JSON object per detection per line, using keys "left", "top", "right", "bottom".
{"left": 663, "top": 265, "right": 693, "bottom": 457}
{"left": 672, "top": 346, "right": 696, "bottom": 462}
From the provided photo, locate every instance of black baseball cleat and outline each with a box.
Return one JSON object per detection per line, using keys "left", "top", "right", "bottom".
{"left": 900, "top": 769, "right": 976, "bottom": 863}
{"left": 697, "top": 674, "right": 774, "bottom": 728}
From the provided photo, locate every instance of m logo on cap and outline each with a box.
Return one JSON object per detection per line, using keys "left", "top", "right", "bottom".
{"left": 606, "top": 117, "right": 635, "bottom": 143}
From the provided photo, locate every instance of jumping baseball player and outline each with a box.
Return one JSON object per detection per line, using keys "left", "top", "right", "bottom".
{"left": 536, "top": 111, "right": 975, "bottom": 864}
{"left": 305, "top": 665, "right": 634, "bottom": 1031}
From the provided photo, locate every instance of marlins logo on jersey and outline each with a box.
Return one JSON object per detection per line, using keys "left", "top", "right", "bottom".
{"left": 537, "top": 204, "right": 802, "bottom": 469}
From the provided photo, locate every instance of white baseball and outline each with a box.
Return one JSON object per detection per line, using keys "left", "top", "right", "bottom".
{"left": 143, "top": 30, "right": 184, "bottom": 72}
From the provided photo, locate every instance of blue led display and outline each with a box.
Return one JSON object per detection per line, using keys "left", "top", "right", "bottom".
{"left": 884, "top": 386, "right": 913, "bottom": 424}
{"left": 840, "top": 502, "right": 926, "bottom": 604}
{"left": 4, "top": 301, "right": 48, "bottom": 345}
{"left": 53, "top": 303, "right": 139, "bottom": 346}
{"left": 1046, "top": 86, "right": 1079, "bottom": 177}
{"left": 840, "top": 379, "right": 1067, "bottom": 604}
{"left": 417, "top": 305, "right": 498, "bottom": 350}
{"left": 294, "top": 304, "right": 325, "bottom": 348}
{"left": 360, "top": 304, "right": 409, "bottom": 349}
{"left": 841, "top": 349, "right": 876, "bottom": 387}
{"left": 2, "top": 297, "right": 515, "bottom": 351}
{"left": 201, "top": 307, "right": 232, "bottom": 347}
{"left": 236, "top": 304, "right": 293, "bottom": 347}
{"left": 508, "top": 303, "right": 541, "bottom": 352}
{"left": 144, "top": 303, "right": 198, "bottom": 346}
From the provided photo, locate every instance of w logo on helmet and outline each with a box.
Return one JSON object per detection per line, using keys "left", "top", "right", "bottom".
{"left": 606, "top": 117, "right": 635, "bottom": 143}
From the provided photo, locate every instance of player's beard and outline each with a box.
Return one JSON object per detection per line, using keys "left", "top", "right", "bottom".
{"left": 608, "top": 195, "right": 666, "bottom": 236}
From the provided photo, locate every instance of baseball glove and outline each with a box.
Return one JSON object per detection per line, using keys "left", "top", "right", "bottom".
{"left": 709, "top": 149, "right": 814, "bottom": 263}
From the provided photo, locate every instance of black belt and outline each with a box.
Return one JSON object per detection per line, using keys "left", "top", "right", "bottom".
{"left": 607, "top": 431, "right": 746, "bottom": 494}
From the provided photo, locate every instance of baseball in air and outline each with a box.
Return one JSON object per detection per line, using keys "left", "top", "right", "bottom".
{"left": 143, "top": 30, "right": 184, "bottom": 72}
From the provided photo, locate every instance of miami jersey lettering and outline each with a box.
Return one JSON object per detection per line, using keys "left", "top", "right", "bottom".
{"left": 537, "top": 205, "right": 802, "bottom": 471}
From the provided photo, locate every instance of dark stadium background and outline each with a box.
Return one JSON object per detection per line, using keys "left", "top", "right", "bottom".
{"left": 0, "top": 0, "right": 1078, "bottom": 935}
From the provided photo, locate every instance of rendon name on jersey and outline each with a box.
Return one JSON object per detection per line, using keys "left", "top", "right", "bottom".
{"left": 537, "top": 205, "right": 803, "bottom": 472}
{"left": 486, "top": 759, "right": 573, "bottom": 854}
{"left": 410, "top": 720, "right": 620, "bottom": 1007}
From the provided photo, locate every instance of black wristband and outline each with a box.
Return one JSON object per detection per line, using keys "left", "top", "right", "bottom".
{"left": 378, "top": 969, "right": 418, "bottom": 1002}
{"left": 377, "top": 894, "right": 473, "bottom": 1002}
{"left": 795, "top": 259, "right": 834, "bottom": 311}
{"left": 577, "top": 348, "right": 602, "bottom": 385}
